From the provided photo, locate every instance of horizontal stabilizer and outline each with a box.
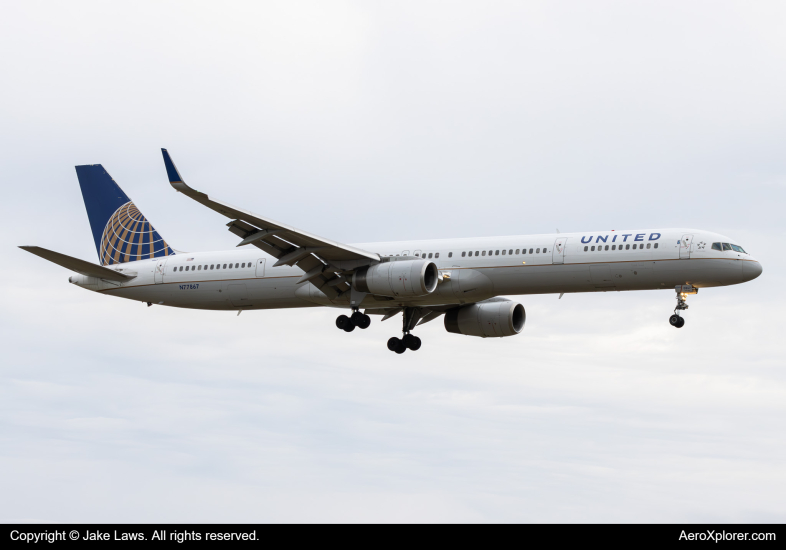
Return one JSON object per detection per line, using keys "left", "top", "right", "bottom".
{"left": 19, "top": 246, "right": 133, "bottom": 281}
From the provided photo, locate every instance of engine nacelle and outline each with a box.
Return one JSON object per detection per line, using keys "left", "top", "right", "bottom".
{"left": 444, "top": 300, "right": 526, "bottom": 338}
{"left": 353, "top": 260, "right": 439, "bottom": 297}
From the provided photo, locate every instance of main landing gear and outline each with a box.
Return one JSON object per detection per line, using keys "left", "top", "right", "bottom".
{"left": 669, "top": 285, "right": 698, "bottom": 329}
{"left": 387, "top": 307, "right": 423, "bottom": 354}
{"left": 336, "top": 310, "right": 371, "bottom": 333}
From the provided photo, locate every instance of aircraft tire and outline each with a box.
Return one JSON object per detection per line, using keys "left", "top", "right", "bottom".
{"left": 669, "top": 314, "right": 681, "bottom": 327}
{"left": 402, "top": 334, "right": 421, "bottom": 351}
{"left": 676, "top": 317, "right": 685, "bottom": 328}
{"left": 336, "top": 315, "right": 351, "bottom": 330}
{"left": 352, "top": 312, "right": 371, "bottom": 329}
{"left": 387, "top": 337, "right": 405, "bottom": 353}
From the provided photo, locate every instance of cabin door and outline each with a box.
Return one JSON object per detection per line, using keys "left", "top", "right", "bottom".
{"left": 154, "top": 259, "right": 168, "bottom": 284}
{"left": 679, "top": 234, "right": 694, "bottom": 259}
{"left": 552, "top": 237, "right": 568, "bottom": 264}
{"left": 255, "top": 258, "right": 266, "bottom": 277}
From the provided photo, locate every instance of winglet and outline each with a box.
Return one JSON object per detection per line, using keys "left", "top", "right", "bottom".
{"left": 161, "top": 148, "right": 185, "bottom": 184}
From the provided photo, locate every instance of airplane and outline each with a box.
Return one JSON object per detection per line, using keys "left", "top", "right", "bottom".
{"left": 20, "top": 149, "right": 763, "bottom": 354}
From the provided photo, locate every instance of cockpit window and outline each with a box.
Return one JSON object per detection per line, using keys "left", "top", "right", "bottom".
{"left": 722, "top": 243, "right": 732, "bottom": 251}
{"left": 711, "top": 243, "right": 722, "bottom": 251}
{"left": 731, "top": 244, "right": 746, "bottom": 253}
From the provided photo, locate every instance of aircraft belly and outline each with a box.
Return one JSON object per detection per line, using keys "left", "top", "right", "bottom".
{"left": 683, "top": 258, "right": 742, "bottom": 287}
{"left": 246, "top": 277, "right": 306, "bottom": 309}
{"left": 491, "top": 264, "right": 593, "bottom": 295}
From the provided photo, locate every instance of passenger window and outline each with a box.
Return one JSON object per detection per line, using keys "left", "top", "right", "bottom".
{"left": 495, "top": 250, "right": 499, "bottom": 255}
{"left": 536, "top": 248, "right": 540, "bottom": 253}
{"left": 475, "top": 251, "right": 479, "bottom": 256}
{"left": 528, "top": 248, "right": 533, "bottom": 254}
{"left": 241, "top": 263, "right": 245, "bottom": 268}
{"left": 611, "top": 245, "right": 616, "bottom": 250}
{"left": 198, "top": 265, "right": 202, "bottom": 270}
{"left": 179, "top": 266, "right": 183, "bottom": 272}
{"left": 435, "top": 253, "right": 440, "bottom": 258}
{"left": 488, "top": 250, "right": 492, "bottom": 256}
{"left": 522, "top": 249, "right": 526, "bottom": 254}
{"left": 222, "top": 264, "right": 227, "bottom": 268}
{"left": 235, "top": 263, "right": 239, "bottom": 268}
{"left": 654, "top": 243, "right": 658, "bottom": 249}
{"left": 626, "top": 244, "right": 630, "bottom": 250}
{"left": 448, "top": 252, "right": 452, "bottom": 258}
{"left": 482, "top": 251, "right": 486, "bottom": 256}
{"left": 516, "top": 249, "right": 520, "bottom": 254}
{"left": 711, "top": 243, "right": 722, "bottom": 251}
{"left": 428, "top": 253, "right": 433, "bottom": 259}
{"left": 646, "top": 243, "right": 651, "bottom": 249}
{"left": 502, "top": 250, "right": 506, "bottom": 255}
{"left": 722, "top": 243, "right": 732, "bottom": 251}
{"left": 605, "top": 245, "right": 609, "bottom": 251}
{"left": 228, "top": 264, "right": 233, "bottom": 269}
{"left": 509, "top": 249, "right": 513, "bottom": 255}
{"left": 584, "top": 246, "right": 588, "bottom": 251}
{"left": 462, "top": 252, "right": 466, "bottom": 257}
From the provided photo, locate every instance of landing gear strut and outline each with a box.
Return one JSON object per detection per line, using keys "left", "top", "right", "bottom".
{"left": 669, "top": 285, "right": 697, "bottom": 328}
{"left": 387, "top": 307, "right": 423, "bottom": 354}
{"left": 336, "top": 309, "right": 371, "bottom": 333}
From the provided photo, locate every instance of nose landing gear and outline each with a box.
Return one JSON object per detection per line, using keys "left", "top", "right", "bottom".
{"left": 669, "top": 285, "right": 697, "bottom": 328}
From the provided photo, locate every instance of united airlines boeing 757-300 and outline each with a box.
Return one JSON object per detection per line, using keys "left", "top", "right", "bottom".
{"left": 20, "top": 149, "right": 763, "bottom": 353}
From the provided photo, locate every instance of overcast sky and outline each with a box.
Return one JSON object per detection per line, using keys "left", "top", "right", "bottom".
{"left": 1, "top": 1, "right": 784, "bottom": 522}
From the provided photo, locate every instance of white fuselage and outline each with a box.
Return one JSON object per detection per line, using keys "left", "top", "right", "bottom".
{"left": 68, "top": 228, "right": 762, "bottom": 310}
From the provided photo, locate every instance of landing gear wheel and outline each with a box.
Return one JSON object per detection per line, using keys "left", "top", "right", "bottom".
{"left": 402, "top": 334, "right": 421, "bottom": 351}
{"left": 387, "top": 337, "right": 406, "bottom": 354}
{"left": 669, "top": 314, "right": 681, "bottom": 327}
{"left": 351, "top": 311, "right": 371, "bottom": 329}
{"left": 676, "top": 317, "right": 685, "bottom": 328}
{"left": 336, "top": 315, "right": 354, "bottom": 331}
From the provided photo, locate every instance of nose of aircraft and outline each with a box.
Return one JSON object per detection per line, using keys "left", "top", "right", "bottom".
{"left": 742, "top": 260, "right": 763, "bottom": 281}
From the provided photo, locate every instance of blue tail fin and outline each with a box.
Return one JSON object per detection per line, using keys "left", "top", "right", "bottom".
{"left": 75, "top": 164, "right": 175, "bottom": 266}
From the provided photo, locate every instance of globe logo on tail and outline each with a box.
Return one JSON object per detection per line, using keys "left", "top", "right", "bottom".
{"left": 99, "top": 202, "right": 174, "bottom": 265}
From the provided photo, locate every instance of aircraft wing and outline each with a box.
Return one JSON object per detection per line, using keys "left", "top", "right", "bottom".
{"left": 19, "top": 246, "right": 134, "bottom": 282}
{"left": 161, "top": 149, "right": 379, "bottom": 298}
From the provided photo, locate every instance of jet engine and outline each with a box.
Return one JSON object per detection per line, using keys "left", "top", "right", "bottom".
{"left": 353, "top": 259, "right": 439, "bottom": 297}
{"left": 444, "top": 300, "right": 526, "bottom": 337}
